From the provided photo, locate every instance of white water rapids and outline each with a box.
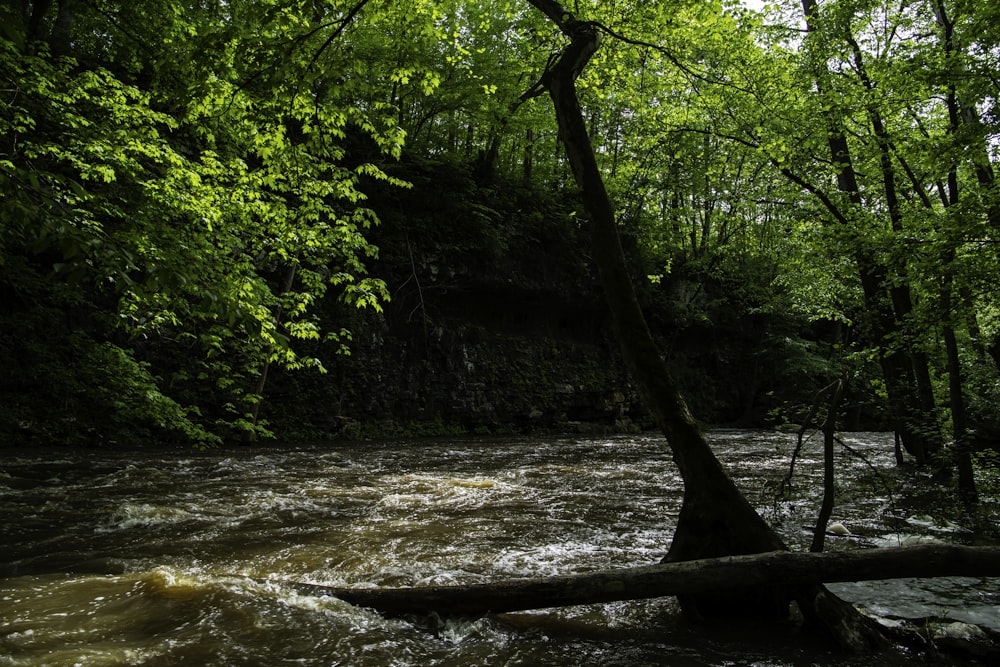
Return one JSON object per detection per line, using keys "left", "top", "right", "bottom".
{"left": 1, "top": 431, "right": 997, "bottom": 665}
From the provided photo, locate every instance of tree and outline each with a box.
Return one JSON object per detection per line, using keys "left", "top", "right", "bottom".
{"left": 783, "top": 0, "right": 938, "bottom": 464}
{"left": 520, "top": 0, "right": 888, "bottom": 649}
{"left": 785, "top": 0, "right": 1000, "bottom": 485}
{"left": 0, "top": 0, "right": 401, "bottom": 443}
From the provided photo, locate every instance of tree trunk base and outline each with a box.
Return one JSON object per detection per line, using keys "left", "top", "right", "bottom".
{"left": 663, "top": 490, "right": 790, "bottom": 623}
{"left": 794, "top": 584, "right": 891, "bottom": 651}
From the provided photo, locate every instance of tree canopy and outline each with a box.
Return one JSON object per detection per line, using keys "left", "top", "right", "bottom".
{"left": 2, "top": 0, "right": 999, "bottom": 460}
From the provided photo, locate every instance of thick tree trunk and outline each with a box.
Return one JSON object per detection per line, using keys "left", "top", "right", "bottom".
{"left": 523, "top": 0, "right": 887, "bottom": 650}
{"left": 285, "top": 545, "right": 1000, "bottom": 618}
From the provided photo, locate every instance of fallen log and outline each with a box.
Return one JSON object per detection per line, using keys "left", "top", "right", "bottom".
{"left": 284, "top": 545, "right": 1000, "bottom": 616}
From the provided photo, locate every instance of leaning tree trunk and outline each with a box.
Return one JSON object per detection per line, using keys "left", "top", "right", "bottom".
{"left": 523, "top": 0, "right": 887, "bottom": 650}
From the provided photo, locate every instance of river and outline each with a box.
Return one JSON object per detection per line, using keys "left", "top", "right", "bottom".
{"left": 2, "top": 430, "right": 998, "bottom": 666}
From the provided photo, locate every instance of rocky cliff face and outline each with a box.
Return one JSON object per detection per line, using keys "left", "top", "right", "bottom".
{"left": 264, "top": 157, "right": 834, "bottom": 440}
{"left": 265, "top": 158, "right": 647, "bottom": 439}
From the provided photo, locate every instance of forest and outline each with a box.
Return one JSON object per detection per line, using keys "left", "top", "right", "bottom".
{"left": 4, "top": 0, "right": 1000, "bottom": 469}
{"left": 3, "top": 0, "right": 1000, "bottom": 659}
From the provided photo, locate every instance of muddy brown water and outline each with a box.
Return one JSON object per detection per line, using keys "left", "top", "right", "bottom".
{"left": 2, "top": 430, "right": 998, "bottom": 665}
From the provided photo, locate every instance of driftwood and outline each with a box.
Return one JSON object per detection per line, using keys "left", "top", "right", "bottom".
{"left": 284, "top": 544, "right": 1000, "bottom": 617}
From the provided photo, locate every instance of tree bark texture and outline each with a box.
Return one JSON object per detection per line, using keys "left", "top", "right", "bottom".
{"left": 285, "top": 545, "right": 1000, "bottom": 618}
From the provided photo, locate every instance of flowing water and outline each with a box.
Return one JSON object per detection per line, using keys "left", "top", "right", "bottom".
{"left": 2, "top": 430, "right": 998, "bottom": 666}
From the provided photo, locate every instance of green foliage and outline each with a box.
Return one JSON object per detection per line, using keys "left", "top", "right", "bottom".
{"left": 2, "top": 0, "right": 999, "bottom": 444}
{"left": 86, "top": 341, "right": 221, "bottom": 447}
{"left": 0, "top": 1, "right": 403, "bottom": 445}
{"left": 973, "top": 449, "right": 1000, "bottom": 498}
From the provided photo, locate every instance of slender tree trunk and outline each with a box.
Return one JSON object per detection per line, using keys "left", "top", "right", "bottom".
{"left": 811, "top": 377, "right": 846, "bottom": 553}
{"left": 50, "top": 0, "right": 73, "bottom": 56}
{"left": 248, "top": 265, "right": 297, "bottom": 441}
{"left": 25, "top": 0, "right": 53, "bottom": 43}
{"left": 523, "top": 0, "right": 887, "bottom": 650}
{"left": 943, "top": 309, "right": 977, "bottom": 500}
{"left": 464, "top": 124, "right": 475, "bottom": 158}
{"left": 522, "top": 128, "right": 535, "bottom": 186}
{"left": 931, "top": 0, "right": 1000, "bottom": 235}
